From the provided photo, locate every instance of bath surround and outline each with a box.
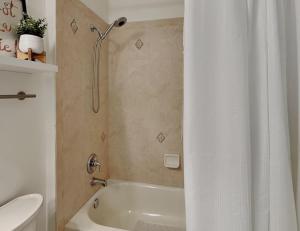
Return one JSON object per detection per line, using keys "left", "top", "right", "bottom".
{"left": 56, "top": 1, "right": 184, "bottom": 230}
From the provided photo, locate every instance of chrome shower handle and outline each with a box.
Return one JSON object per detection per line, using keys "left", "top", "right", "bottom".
{"left": 87, "top": 153, "right": 101, "bottom": 174}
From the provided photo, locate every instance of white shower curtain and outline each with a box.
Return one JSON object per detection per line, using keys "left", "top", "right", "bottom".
{"left": 184, "top": 0, "right": 300, "bottom": 230}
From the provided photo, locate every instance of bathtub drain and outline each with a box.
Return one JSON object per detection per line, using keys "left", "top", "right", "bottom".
{"left": 93, "top": 198, "right": 99, "bottom": 209}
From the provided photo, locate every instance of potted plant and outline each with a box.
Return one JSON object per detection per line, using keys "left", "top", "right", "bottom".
{"left": 15, "top": 15, "right": 47, "bottom": 54}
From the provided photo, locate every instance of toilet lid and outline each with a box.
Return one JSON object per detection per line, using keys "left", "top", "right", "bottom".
{"left": 0, "top": 194, "right": 43, "bottom": 230}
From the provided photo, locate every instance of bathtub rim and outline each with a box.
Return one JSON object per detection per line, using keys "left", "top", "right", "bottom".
{"left": 65, "top": 179, "right": 185, "bottom": 231}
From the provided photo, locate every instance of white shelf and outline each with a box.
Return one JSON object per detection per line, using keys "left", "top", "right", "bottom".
{"left": 0, "top": 55, "right": 58, "bottom": 74}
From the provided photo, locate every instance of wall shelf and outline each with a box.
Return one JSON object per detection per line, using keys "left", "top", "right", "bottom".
{"left": 0, "top": 56, "right": 58, "bottom": 74}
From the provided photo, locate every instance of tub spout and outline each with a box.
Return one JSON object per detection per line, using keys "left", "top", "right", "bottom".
{"left": 90, "top": 177, "right": 107, "bottom": 187}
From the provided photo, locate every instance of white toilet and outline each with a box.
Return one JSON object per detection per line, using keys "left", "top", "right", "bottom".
{"left": 0, "top": 194, "right": 43, "bottom": 231}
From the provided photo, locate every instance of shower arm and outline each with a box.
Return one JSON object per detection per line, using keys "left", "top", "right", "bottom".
{"left": 91, "top": 23, "right": 114, "bottom": 41}
{"left": 101, "top": 23, "right": 115, "bottom": 40}
{"left": 90, "top": 17, "right": 127, "bottom": 42}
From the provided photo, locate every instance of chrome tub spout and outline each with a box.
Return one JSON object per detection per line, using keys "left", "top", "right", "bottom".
{"left": 90, "top": 177, "right": 107, "bottom": 187}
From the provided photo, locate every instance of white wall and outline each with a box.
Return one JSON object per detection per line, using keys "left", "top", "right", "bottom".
{"left": 80, "top": 0, "right": 109, "bottom": 22}
{"left": 108, "top": 0, "right": 184, "bottom": 23}
{"left": 0, "top": 73, "right": 55, "bottom": 230}
{"left": 80, "top": 0, "right": 184, "bottom": 23}
{"left": 0, "top": 0, "right": 56, "bottom": 230}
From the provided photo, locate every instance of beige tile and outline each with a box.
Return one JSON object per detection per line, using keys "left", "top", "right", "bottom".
{"left": 56, "top": 0, "right": 109, "bottom": 230}
{"left": 108, "top": 18, "right": 184, "bottom": 188}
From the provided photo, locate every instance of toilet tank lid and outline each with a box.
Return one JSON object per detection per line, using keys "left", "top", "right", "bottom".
{"left": 0, "top": 194, "right": 43, "bottom": 230}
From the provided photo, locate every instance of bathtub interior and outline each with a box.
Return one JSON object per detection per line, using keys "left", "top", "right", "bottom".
{"left": 88, "top": 182, "right": 185, "bottom": 231}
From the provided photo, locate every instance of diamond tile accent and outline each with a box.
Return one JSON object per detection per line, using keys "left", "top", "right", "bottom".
{"left": 156, "top": 132, "right": 166, "bottom": 143}
{"left": 135, "top": 39, "right": 144, "bottom": 50}
{"left": 70, "top": 19, "right": 78, "bottom": 34}
{"left": 101, "top": 132, "right": 106, "bottom": 142}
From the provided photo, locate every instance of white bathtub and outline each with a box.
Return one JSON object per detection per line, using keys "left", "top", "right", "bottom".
{"left": 65, "top": 180, "right": 185, "bottom": 231}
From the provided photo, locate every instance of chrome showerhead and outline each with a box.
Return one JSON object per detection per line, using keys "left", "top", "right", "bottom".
{"left": 114, "top": 17, "right": 127, "bottom": 27}
{"left": 101, "top": 17, "right": 127, "bottom": 40}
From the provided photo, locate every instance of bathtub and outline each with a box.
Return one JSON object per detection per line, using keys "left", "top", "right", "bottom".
{"left": 65, "top": 180, "right": 185, "bottom": 231}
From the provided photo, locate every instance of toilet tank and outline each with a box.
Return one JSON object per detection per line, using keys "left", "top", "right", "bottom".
{"left": 0, "top": 194, "right": 43, "bottom": 231}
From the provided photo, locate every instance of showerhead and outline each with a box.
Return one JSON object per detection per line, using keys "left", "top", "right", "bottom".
{"left": 114, "top": 17, "right": 127, "bottom": 27}
{"left": 101, "top": 17, "right": 127, "bottom": 39}
{"left": 90, "top": 17, "right": 127, "bottom": 42}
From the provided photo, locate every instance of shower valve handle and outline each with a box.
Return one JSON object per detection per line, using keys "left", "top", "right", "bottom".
{"left": 94, "top": 161, "right": 101, "bottom": 172}
{"left": 87, "top": 153, "right": 101, "bottom": 174}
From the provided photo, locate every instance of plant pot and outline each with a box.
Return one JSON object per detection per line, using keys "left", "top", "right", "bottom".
{"left": 19, "top": 34, "right": 44, "bottom": 54}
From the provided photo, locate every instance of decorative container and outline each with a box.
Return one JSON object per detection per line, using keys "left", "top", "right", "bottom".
{"left": 19, "top": 34, "right": 44, "bottom": 54}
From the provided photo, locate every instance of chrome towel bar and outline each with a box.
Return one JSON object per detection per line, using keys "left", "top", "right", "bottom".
{"left": 0, "top": 91, "right": 37, "bottom": 100}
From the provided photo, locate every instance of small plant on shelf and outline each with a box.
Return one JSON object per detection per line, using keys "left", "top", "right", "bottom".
{"left": 15, "top": 15, "right": 48, "bottom": 56}
{"left": 16, "top": 15, "right": 47, "bottom": 38}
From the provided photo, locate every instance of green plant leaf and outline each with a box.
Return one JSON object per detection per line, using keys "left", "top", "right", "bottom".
{"left": 15, "top": 15, "right": 48, "bottom": 38}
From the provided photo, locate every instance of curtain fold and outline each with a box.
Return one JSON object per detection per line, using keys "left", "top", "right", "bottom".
{"left": 184, "top": 0, "right": 300, "bottom": 230}
{"left": 287, "top": 0, "right": 300, "bottom": 228}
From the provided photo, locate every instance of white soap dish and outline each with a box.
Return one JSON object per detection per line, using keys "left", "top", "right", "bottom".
{"left": 164, "top": 154, "right": 180, "bottom": 169}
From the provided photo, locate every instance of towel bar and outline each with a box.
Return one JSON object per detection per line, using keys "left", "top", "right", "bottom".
{"left": 0, "top": 91, "right": 36, "bottom": 100}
